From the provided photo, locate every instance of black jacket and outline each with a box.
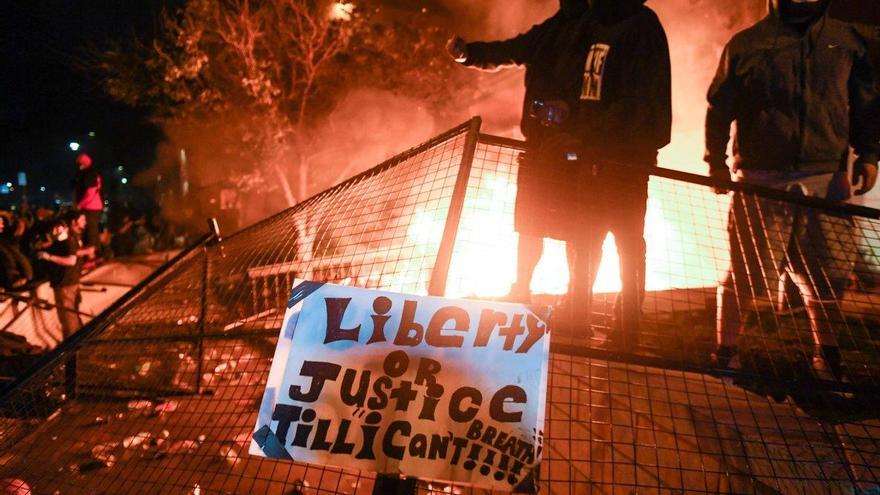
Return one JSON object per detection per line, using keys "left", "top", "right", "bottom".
{"left": 574, "top": 2, "right": 672, "bottom": 165}
{"left": 463, "top": 1, "right": 671, "bottom": 165}
{"left": 463, "top": 12, "right": 589, "bottom": 142}
{"left": 705, "top": 0, "right": 880, "bottom": 174}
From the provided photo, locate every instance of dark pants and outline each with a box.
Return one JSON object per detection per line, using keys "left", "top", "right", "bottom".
{"left": 54, "top": 284, "right": 82, "bottom": 340}
{"left": 83, "top": 210, "right": 102, "bottom": 253}
{"left": 569, "top": 166, "right": 649, "bottom": 334}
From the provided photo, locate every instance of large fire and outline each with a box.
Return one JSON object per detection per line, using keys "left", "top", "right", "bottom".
{"left": 440, "top": 143, "right": 731, "bottom": 299}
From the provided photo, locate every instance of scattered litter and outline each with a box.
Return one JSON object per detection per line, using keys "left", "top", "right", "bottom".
{"left": 127, "top": 400, "right": 152, "bottom": 411}
{"left": 219, "top": 443, "right": 239, "bottom": 466}
{"left": 91, "top": 443, "right": 118, "bottom": 467}
{"left": 87, "top": 416, "right": 108, "bottom": 427}
{"left": 168, "top": 440, "right": 200, "bottom": 454}
{"left": 154, "top": 401, "right": 178, "bottom": 414}
{"left": 123, "top": 432, "right": 152, "bottom": 449}
{"left": 137, "top": 361, "right": 152, "bottom": 376}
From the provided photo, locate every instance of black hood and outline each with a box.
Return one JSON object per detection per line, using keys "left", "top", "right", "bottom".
{"left": 589, "top": 0, "right": 647, "bottom": 24}
{"left": 769, "top": 0, "right": 831, "bottom": 25}
{"left": 559, "top": 0, "right": 588, "bottom": 19}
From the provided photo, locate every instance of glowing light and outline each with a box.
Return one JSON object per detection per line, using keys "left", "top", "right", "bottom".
{"left": 118, "top": 165, "right": 124, "bottom": 171}
{"left": 329, "top": 2, "right": 354, "bottom": 21}
{"left": 121, "top": 178, "right": 128, "bottom": 184}
{"left": 88, "top": 131, "right": 96, "bottom": 137}
{"left": 40, "top": 186, "right": 46, "bottom": 192}
{"left": 69, "top": 142, "right": 80, "bottom": 151}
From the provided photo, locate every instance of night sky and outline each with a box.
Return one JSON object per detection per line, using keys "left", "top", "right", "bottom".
{"left": 1, "top": 1, "right": 169, "bottom": 207}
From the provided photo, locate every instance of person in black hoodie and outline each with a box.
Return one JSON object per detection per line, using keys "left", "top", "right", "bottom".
{"left": 706, "top": 0, "right": 880, "bottom": 381}
{"left": 567, "top": 0, "right": 671, "bottom": 349}
{"left": 447, "top": 0, "right": 590, "bottom": 306}
{"left": 448, "top": 0, "right": 671, "bottom": 347}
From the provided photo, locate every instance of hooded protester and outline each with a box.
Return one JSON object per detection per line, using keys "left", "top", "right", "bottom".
{"left": 706, "top": 0, "right": 880, "bottom": 382}
{"left": 446, "top": 0, "right": 592, "bottom": 308}
{"left": 565, "top": 0, "right": 671, "bottom": 350}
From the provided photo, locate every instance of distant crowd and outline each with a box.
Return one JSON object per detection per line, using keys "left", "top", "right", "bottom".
{"left": 1, "top": 152, "right": 188, "bottom": 340}
{"left": 0, "top": 205, "right": 182, "bottom": 293}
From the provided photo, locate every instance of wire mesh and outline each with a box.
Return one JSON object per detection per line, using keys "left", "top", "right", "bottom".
{"left": 1, "top": 119, "right": 879, "bottom": 494}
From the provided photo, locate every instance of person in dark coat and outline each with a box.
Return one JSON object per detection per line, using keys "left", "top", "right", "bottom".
{"left": 706, "top": 0, "right": 880, "bottom": 381}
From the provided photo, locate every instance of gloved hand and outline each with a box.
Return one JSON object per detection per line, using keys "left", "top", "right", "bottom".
{"left": 709, "top": 166, "right": 731, "bottom": 195}
{"left": 853, "top": 156, "right": 879, "bottom": 195}
{"left": 446, "top": 36, "right": 468, "bottom": 63}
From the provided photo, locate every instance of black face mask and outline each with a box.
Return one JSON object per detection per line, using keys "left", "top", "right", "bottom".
{"left": 588, "top": 0, "right": 640, "bottom": 24}
{"left": 778, "top": 0, "right": 827, "bottom": 24}
{"left": 559, "top": 0, "right": 587, "bottom": 19}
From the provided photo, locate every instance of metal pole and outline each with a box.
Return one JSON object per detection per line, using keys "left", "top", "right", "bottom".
{"left": 427, "top": 117, "right": 482, "bottom": 297}
{"left": 196, "top": 218, "right": 220, "bottom": 394}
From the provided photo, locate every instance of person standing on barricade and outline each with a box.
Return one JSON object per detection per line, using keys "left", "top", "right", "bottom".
{"left": 705, "top": 0, "right": 880, "bottom": 381}
{"left": 447, "top": 0, "right": 590, "bottom": 308}
{"left": 566, "top": 0, "right": 671, "bottom": 350}
{"left": 448, "top": 0, "right": 671, "bottom": 349}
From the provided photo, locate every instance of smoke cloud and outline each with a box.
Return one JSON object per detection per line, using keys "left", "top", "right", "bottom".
{"left": 142, "top": 0, "right": 771, "bottom": 232}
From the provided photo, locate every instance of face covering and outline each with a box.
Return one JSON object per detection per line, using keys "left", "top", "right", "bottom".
{"left": 588, "top": 0, "right": 640, "bottom": 24}
{"left": 778, "top": 0, "right": 827, "bottom": 24}
{"left": 560, "top": 0, "right": 587, "bottom": 19}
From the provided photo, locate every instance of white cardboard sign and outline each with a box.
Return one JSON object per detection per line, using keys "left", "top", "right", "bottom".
{"left": 250, "top": 281, "right": 551, "bottom": 492}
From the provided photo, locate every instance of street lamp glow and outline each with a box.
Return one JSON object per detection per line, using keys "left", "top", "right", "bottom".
{"left": 121, "top": 178, "right": 128, "bottom": 184}
{"left": 40, "top": 186, "right": 46, "bottom": 192}
{"left": 69, "top": 141, "right": 80, "bottom": 151}
{"left": 117, "top": 165, "right": 124, "bottom": 171}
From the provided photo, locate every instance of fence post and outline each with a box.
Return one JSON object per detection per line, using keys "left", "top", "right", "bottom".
{"left": 195, "top": 218, "right": 221, "bottom": 394}
{"left": 427, "top": 117, "right": 482, "bottom": 297}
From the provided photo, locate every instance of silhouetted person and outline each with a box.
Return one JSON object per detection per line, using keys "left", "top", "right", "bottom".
{"left": 73, "top": 153, "right": 103, "bottom": 257}
{"left": 0, "top": 216, "right": 32, "bottom": 290}
{"left": 566, "top": 0, "right": 671, "bottom": 349}
{"left": 706, "top": 0, "right": 880, "bottom": 381}
{"left": 447, "top": 0, "right": 589, "bottom": 305}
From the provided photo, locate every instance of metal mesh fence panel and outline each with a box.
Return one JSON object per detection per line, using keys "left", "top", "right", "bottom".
{"left": 1, "top": 119, "right": 879, "bottom": 494}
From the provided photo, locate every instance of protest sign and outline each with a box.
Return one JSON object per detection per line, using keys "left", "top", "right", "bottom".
{"left": 250, "top": 281, "right": 551, "bottom": 492}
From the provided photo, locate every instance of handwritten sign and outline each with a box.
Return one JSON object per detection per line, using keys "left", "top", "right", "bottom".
{"left": 250, "top": 281, "right": 551, "bottom": 492}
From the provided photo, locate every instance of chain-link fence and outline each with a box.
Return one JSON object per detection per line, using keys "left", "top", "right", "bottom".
{"left": 1, "top": 118, "right": 879, "bottom": 494}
